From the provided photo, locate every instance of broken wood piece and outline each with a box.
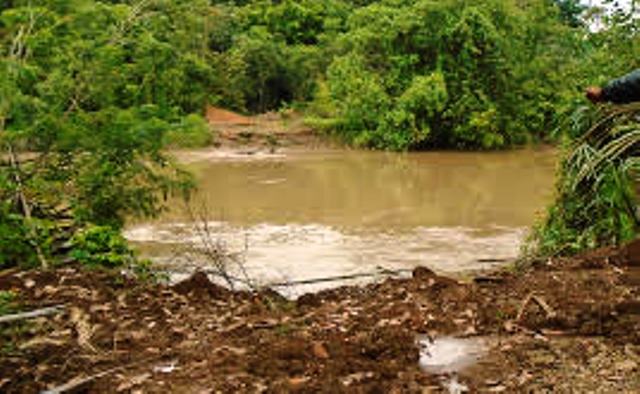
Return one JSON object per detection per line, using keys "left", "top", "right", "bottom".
{"left": 473, "top": 276, "right": 505, "bottom": 284}
{"left": 515, "top": 292, "right": 556, "bottom": 323}
{"left": 268, "top": 268, "right": 412, "bottom": 287}
{"left": 476, "top": 258, "right": 509, "bottom": 263}
{"left": 41, "top": 356, "right": 161, "bottom": 394}
{"left": 0, "top": 305, "right": 65, "bottom": 324}
{"left": 531, "top": 295, "right": 557, "bottom": 319}
{"left": 70, "top": 307, "right": 97, "bottom": 352}
{"left": 515, "top": 293, "right": 534, "bottom": 322}
{"left": 0, "top": 267, "right": 20, "bottom": 278}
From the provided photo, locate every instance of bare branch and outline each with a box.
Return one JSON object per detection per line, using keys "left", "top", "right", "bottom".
{"left": 6, "top": 143, "right": 49, "bottom": 268}
{"left": 0, "top": 305, "right": 64, "bottom": 324}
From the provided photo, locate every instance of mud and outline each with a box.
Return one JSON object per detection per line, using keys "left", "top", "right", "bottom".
{"left": 3, "top": 241, "right": 640, "bottom": 392}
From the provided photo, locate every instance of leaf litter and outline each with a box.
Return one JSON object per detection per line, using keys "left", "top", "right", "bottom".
{"left": 2, "top": 240, "right": 640, "bottom": 392}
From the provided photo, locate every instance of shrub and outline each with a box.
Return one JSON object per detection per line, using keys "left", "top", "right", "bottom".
{"left": 526, "top": 103, "right": 640, "bottom": 258}
{"left": 70, "top": 225, "right": 134, "bottom": 268}
{"left": 163, "top": 114, "right": 213, "bottom": 148}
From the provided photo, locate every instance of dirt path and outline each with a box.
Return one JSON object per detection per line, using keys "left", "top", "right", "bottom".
{"left": 2, "top": 241, "right": 640, "bottom": 392}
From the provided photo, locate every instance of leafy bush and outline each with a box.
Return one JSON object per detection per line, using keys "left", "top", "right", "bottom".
{"left": 1, "top": 1, "right": 201, "bottom": 269}
{"left": 309, "top": 0, "right": 598, "bottom": 150}
{"left": 163, "top": 114, "right": 213, "bottom": 148}
{"left": 0, "top": 174, "right": 53, "bottom": 269}
{"left": 526, "top": 103, "right": 640, "bottom": 258}
{"left": 70, "top": 225, "right": 134, "bottom": 268}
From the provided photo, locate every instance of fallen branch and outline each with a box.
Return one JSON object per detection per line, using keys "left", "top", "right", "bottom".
{"left": 515, "top": 292, "right": 557, "bottom": 322}
{"left": 268, "top": 267, "right": 412, "bottom": 287}
{"left": 476, "top": 258, "right": 509, "bottom": 263}
{"left": 0, "top": 267, "right": 20, "bottom": 278}
{"left": 41, "top": 356, "right": 160, "bottom": 394}
{"left": 531, "top": 295, "right": 557, "bottom": 319}
{"left": 0, "top": 305, "right": 65, "bottom": 324}
{"left": 165, "top": 266, "right": 412, "bottom": 288}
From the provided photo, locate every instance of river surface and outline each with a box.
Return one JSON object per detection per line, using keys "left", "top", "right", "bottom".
{"left": 125, "top": 147, "right": 557, "bottom": 296}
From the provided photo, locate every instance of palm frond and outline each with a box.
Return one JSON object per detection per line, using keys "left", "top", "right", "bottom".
{"left": 526, "top": 103, "right": 640, "bottom": 259}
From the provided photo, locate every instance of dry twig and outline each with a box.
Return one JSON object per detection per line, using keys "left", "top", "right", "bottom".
{"left": 0, "top": 305, "right": 65, "bottom": 324}
{"left": 41, "top": 356, "right": 161, "bottom": 394}
{"left": 515, "top": 292, "right": 557, "bottom": 323}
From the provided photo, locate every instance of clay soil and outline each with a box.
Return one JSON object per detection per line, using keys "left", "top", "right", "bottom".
{"left": 2, "top": 241, "right": 640, "bottom": 393}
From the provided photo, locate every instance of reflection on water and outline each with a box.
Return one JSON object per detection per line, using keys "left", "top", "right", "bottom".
{"left": 126, "top": 148, "right": 557, "bottom": 294}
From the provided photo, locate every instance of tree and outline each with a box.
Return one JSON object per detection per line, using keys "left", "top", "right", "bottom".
{"left": 0, "top": 1, "right": 208, "bottom": 267}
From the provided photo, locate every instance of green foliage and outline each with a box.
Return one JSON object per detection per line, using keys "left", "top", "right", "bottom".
{"left": 0, "top": 0, "right": 206, "bottom": 269}
{"left": 150, "top": 0, "right": 637, "bottom": 152}
{"left": 526, "top": 104, "right": 640, "bottom": 258}
{"left": 0, "top": 203, "right": 37, "bottom": 269}
{"left": 555, "top": 0, "right": 586, "bottom": 27}
{"left": 0, "top": 173, "right": 54, "bottom": 269}
{"left": 69, "top": 224, "right": 166, "bottom": 280}
{"left": 207, "top": 0, "right": 355, "bottom": 113}
{"left": 163, "top": 114, "right": 213, "bottom": 148}
{"left": 308, "top": 0, "right": 592, "bottom": 150}
{"left": 325, "top": 53, "right": 390, "bottom": 145}
{"left": 0, "top": 291, "right": 18, "bottom": 317}
{"left": 70, "top": 225, "right": 134, "bottom": 268}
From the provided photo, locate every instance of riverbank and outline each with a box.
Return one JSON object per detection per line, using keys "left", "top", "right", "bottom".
{"left": 2, "top": 241, "right": 640, "bottom": 392}
{"left": 206, "top": 106, "right": 329, "bottom": 150}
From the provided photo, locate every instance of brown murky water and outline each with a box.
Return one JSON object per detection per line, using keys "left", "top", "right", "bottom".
{"left": 125, "top": 147, "right": 557, "bottom": 296}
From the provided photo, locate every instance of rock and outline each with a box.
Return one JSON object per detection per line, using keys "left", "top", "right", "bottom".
{"left": 413, "top": 266, "right": 436, "bottom": 280}
{"left": 312, "top": 342, "right": 329, "bottom": 359}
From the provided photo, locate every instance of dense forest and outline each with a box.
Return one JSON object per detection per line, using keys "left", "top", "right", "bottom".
{"left": 0, "top": 0, "right": 639, "bottom": 269}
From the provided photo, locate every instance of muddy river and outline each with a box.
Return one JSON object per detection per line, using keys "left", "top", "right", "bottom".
{"left": 125, "top": 147, "right": 557, "bottom": 296}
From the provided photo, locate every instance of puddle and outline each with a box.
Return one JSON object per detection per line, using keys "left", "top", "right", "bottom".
{"left": 418, "top": 336, "right": 488, "bottom": 374}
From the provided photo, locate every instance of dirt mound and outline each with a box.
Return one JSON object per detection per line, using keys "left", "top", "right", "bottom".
{"left": 3, "top": 242, "right": 640, "bottom": 392}
{"left": 172, "top": 271, "right": 231, "bottom": 300}
{"left": 206, "top": 106, "right": 254, "bottom": 125}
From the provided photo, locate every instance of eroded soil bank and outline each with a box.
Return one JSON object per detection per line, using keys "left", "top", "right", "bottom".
{"left": 2, "top": 241, "right": 640, "bottom": 393}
